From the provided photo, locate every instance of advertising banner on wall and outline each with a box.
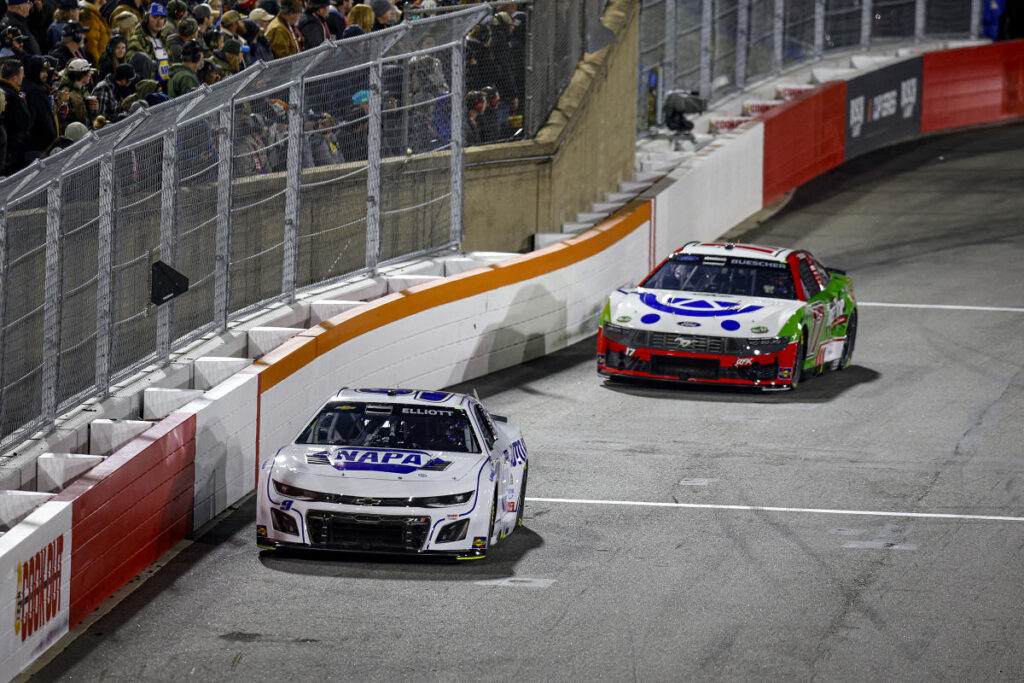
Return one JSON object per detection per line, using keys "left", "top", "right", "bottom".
{"left": 845, "top": 57, "right": 923, "bottom": 160}
{"left": 0, "top": 501, "right": 72, "bottom": 680}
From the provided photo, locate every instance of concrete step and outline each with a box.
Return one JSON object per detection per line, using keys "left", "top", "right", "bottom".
{"left": 561, "top": 221, "right": 595, "bottom": 233}
{"left": 811, "top": 67, "right": 858, "bottom": 83}
{"left": 590, "top": 200, "right": 626, "bottom": 213}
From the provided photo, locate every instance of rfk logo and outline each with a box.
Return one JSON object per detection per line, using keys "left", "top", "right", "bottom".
{"left": 849, "top": 96, "right": 864, "bottom": 137}
{"left": 900, "top": 78, "right": 917, "bottom": 118}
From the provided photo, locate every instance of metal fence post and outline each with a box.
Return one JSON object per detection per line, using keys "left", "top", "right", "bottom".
{"left": 914, "top": 0, "right": 925, "bottom": 40}
{"left": 737, "top": 0, "right": 750, "bottom": 89}
{"left": 282, "top": 81, "right": 302, "bottom": 302}
{"left": 814, "top": 0, "right": 825, "bottom": 58}
{"left": 215, "top": 106, "right": 232, "bottom": 329}
{"left": 773, "top": 0, "right": 783, "bottom": 73}
{"left": 861, "top": 0, "right": 873, "bottom": 48}
{"left": 365, "top": 48, "right": 383, "bottom": 271}
{"left": 42, "top": 182, "right": 61, "bottom": 424}
{"left": 663, "top": 0, "right": 677, "bottom": 120}
{"left": 700, "top": 0, "right": 712, "bottom": 98}
{"left": 450, "top": 37, "right": 466, "bottom": 244}
{"left": 96, "top": 157, "right": 113, "bottom": 395}
{"left": 970, "top": 0, "right": 981, "bottom": 37}
{"left": 0, "top": 207, "right": 7, "bottom": 421}
{"left": 157, "top": 129, "right": 177, "bottom": 361}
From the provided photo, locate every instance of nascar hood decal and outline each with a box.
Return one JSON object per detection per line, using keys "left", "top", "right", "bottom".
{"left": 610, "top": 290, "right": 804, "bottom": 336}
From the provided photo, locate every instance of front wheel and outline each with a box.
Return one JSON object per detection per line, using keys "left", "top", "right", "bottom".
{"left": 789, "top": 337, "right": 805, "bottom": 390}
{"left": 839, "top": 310, "right": 857, "bottom": 370}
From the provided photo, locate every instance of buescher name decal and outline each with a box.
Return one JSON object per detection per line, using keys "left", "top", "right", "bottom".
{"left": 15, "top": 535, "right": 64, "bottom": 642}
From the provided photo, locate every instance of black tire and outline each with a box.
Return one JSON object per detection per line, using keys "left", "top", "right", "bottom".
{"left": 839, "top": 309, "right": 857, "bottom": 370}
{"left": 487, "top": 485, "right": 498, "bottom": 545}
{"left": 790, "top": 336, "right": 805, "bottom": 390}
{"left": 516, "top": 462, "right": 528, "bottom": 528}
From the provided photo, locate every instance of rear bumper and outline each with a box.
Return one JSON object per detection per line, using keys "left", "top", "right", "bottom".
{"left": 597, "top": 329, "right": 798, "bottom": 388}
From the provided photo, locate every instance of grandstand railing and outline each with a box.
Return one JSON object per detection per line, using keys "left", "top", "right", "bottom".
{"left": 0, "top": 7, "right": 507, "bottom": 450}
{"left": 638, "top": 0, "right": 981, "bottom": 128}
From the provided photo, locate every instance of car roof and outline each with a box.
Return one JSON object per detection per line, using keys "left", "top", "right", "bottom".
{"left": 327, "top": 388, "right": 472, "bottom": 408}
{"left": 675, "top": 241, "right": 795, "bottom": 263}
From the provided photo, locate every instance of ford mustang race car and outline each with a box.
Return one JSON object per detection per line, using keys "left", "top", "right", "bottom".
{"left": 256, "top": 388, "right": 528, "bottom": 559}
{"left": 597, "top": 242, "right": 856, "bottom": 390}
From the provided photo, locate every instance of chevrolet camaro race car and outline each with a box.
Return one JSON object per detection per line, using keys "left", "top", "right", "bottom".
{"left": 256, "top": 388, "right": 528, "bottom": 559}
{"left": 597, "top": 242, "right": 856, "bottom": 390}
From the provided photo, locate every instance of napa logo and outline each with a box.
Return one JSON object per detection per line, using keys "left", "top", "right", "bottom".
{"left": 638, "top": 293, "right": 763, "bottom": 318}
{"left": 332, "top": 449, "right": 434, "bottom": 474}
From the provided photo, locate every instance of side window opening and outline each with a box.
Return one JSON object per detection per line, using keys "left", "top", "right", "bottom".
{"left": 798, "top": 260, "right": 821, "bottom": 297}
{"left": 472, "top": 402, "right": 497, "bottom": 449}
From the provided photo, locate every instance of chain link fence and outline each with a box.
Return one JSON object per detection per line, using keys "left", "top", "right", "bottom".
{"left": 640, "top": 0, "right": 982, "bottom": 128}
{"left": 0, "top": 6, "right": 492, "bottom": 450}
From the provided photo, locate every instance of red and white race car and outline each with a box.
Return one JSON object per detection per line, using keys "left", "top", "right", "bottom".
{"left": 596, "top": 241, "right": 857, "bottom": 390}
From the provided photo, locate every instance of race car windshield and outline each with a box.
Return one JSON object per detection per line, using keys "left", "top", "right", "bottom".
{"left": 296, "top": 402, "right": 482, "bottom": 453}
{"left": 641, "top": 255, "right": 797, "bottom": 300}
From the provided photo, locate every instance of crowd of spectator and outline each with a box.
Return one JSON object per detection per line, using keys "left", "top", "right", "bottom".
{"left": 0, "top": 0, "right": 529, "bottom": 177}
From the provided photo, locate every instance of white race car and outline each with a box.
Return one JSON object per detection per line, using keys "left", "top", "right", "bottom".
{"left": 256, "top": 388, "right": 528, "bottom": 560}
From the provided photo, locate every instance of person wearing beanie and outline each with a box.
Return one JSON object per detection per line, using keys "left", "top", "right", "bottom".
{"left": 0, "top": 59, "right": 35, "bottom": 173}
{"left": 297, "top": 0, "right": 330, "bottom": 50}
{"left": 0, "top": 0, "right": 43, "bottom": 56}
{"left": 39, "top": 118, "right": 89, "bottom": 158}
{"left": 91, "top": 60, "right": 134, "bottom": 121}
{"left": 265, "top": 0, "right": 303, "bottom": 58}
{"left": 340, "top": 23, "right": 364, "bottom": 39}
{"left": 78, "top": 0, "right": 112, "bottom": 65}
{"left": 160, "top": 0, "right": 189, "bottom": 41}
{"left": 325, "top": 0, "right": 350, "bottom": 39}
{"left": 103, "top": 0, "right": 146, "bottom": 27}
{"left": 166, "top": 15, "right": 198, "bottom": 62}
{"left": 369, "top": 0, "right": 396, "bottom": 30}
{"left": 23, "top": 55, "right": 58, "bottom": 154}
{"left": 109, "top": 10, "right": 140, "bottom": 43}
{"left": 126, "top": 3, "right": 171, "bottom": 83}
{"left": 345, "top": 3, "right": 373, "bottom": 33}
{"left": 212, "top": 37, "right": 243, "bottom": 75}
{"left": 240, "top": 15, "right": 273, "bottom": 64}
{"left": 166, "top": 37, "right": 201, "bottom": 97}
{"left": 258, "top": 0, "right": 281, "bottom": 17}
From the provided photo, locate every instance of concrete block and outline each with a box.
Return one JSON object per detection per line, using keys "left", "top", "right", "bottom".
{"left": 194, "top": 357, "right": 253, "bottom": 391}
{"left": 247, "top": 327, "right": 304, "bottom": 359}
{"left": 742, "top": 100, "right": 784, "bottom": 116}
{"left": 386, "top": 274, "right": 441, "bottom": 293}
{"left": 143, "top": 387, "right": 205, "bottom": 420}
{"left": 811, "top": 67, "right": 857, "bottom": 83}
{"left": 0, "top": 491, "right": 53, "bottom": 531}
{"left": 591, "top": 200, "right": 626, "bottom": 213}
{"left": 36, "top": 453, "right": 105, "bottom": 492}
{"left": 89, "top": 419, "right": 151, "bottom": 455}
{"left": 775, "top": 83, "right": 816, "bottom": 100}
{"left": 534, "top": 233, "right": 567, "bottom": 250}
{"left": 709, "top": 116, "right": 753, "bottom": 133}
{"left": 309, "top": 300, "right": 365, "bottom": 325}
{"left": 850, "top": 54, "right": 896, "bottom": 70}
{"left": 381, "top": 259, "right": 444, "bottom": 277}
{"left": 561, "top": 221, "right": 594, "bottom": 234}
{"left": 442, "top": 258, "right": 491, "bottom": 277}
{"left": 604, "top": 191, "right": 637, "bottom": 202}
{"left": 619, "top": 180, "right": 651, "bottom": 192}
{"left": 324, "top": 276, "right": 388, "bottom": 303}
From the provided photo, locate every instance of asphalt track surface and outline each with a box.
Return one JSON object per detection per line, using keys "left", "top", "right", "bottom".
{"left": 30, "top": 123, "right": 1024, "bottom": 682}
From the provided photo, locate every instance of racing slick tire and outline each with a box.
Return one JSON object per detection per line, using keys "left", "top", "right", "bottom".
{"left": 516, "top": 462, "right": 528, "bottom": 528}
{"left": 839, "top": 310, "right": 857, "bottom": 370}
{"left": 789, "top": 336, "right": 805, "bottom": 390}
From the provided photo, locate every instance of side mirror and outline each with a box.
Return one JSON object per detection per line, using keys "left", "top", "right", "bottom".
{"left": 827, "top": 266, "right": 847, "bottom": 275}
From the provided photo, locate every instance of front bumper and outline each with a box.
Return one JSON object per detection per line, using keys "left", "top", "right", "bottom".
{"left": 596, "top": 328, "right": 798, "bottom": 388}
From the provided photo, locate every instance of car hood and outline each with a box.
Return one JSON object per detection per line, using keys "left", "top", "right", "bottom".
{"left": 609, "top": 288, "right": 804, "bottom": 337}
{"left": 270, "top": 444, "right": 489, "bottom": 494}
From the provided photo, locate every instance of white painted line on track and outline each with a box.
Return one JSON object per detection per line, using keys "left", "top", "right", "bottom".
{"left": 526, "top": 497, "right": 1024, "bottom": 522}
{"left": 860, "top": 302, "right": 1024, "bottom": 313}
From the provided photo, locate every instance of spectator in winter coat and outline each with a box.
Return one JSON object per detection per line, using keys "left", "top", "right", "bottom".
{"left": 166, "top": 16, "right": 198, "bottom": 62}
{"left": 326, "top": 0, "right": 350, "bottom": 39}
{"left": 53, "top": 57, "right": 95, "bottom": 133}
{"left": 91, "top": 61, "right": 134, "bottom": 120}
{"left": 97, "top": 32, "right": 127, "bottom": 80}
{"left": 369, "top": 0, "right": 396, "bottom": 30}
{"left": 78, "top": 0, "right": 112, "bottom": 65}
{"left": 1, "top": 0, "right": 43, "bottom": 57}
{"left": 46, "top": 0, "right": 82, "bottom": 52}
{"left": 0, "top": 26, "right": 30, "bottom": 62}
{"left": 297, "top": 0, "right": 331, "bottom": 50}
{"left": 265, "top": 0, "right": 302, "bottom": 58}
{"left": 0, "top": 59, "right": 36, "bottom": 173}
{"left": 240, "top": 15, "right": 273, "bottom": 64}
{"left": 211, "top": 38, "right": 243, "bottom": 75}
{"left": 48, "top": 21, "right": 91, "bottom": 70}
{"left": 346, "top": 4, "right": 373, "bottom": 33}
{"left": 23, "top": 54, "right": 59, "bottom": 154}
{"left": 159, "top": 0, "right": 188, "bottom": 41}
{"left": 165, "top": 38, "right": 200, "bottom": 97}
{"left": 126, "top": 3, "right": 171, "bottom": 83}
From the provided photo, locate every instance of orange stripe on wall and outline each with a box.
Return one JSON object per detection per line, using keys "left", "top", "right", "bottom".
{"left": 244, "top": 200, "right": 652, "bottom": 393}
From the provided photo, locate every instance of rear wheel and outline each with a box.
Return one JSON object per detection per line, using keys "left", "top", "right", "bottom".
{"left": 516, "top": 462, "right": 528, "bottom": 528}
{"left": 488, "top": 486, "right": 498, "bottom": 544}
{"left": 839, "top": 310, "right": 857, "bottom": 370}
